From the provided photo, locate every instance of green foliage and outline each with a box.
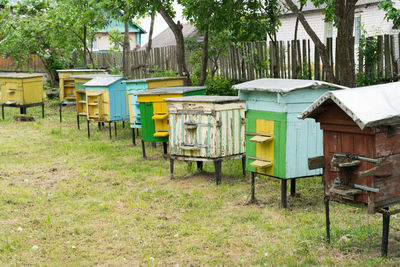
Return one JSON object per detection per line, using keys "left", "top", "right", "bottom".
{"left": 150, "top": 66, "right": 178, "bottom": 78}
{"left": 355, "top": 31, "right": 379, "bottom": 87}
{"left": 205, "top": 75, "right": 237, "bottom": 96}
{"left": 380, "top": 0, "right": 400, "bottom": 25}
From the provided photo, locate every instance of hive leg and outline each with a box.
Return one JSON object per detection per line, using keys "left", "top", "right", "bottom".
{"left": 242, "top": 155, "right": 246, "bottom": 178}
{"left": 290, "top": 179, "right": 296, "bottom": 196}
{"left": 281, "top": 180, "right": 287, "bottom": 208}
{"left": 250, "top": 172, "right": 256, "bottom": 203}
{"left": 196, "top": 161, "right": 203, "bottom": 171}
{"left": 59, "top": 103, "right": 62, "bottom": 122}
{"left": 137, "top": 128, "right": 140, "bottom": 136}
{"left": 141, "top": 140, "right": 146, "bottom": 158}
{"left": 1, "top": 104, "right": 4, "bottom": 120}
{"left": 214, "top": 161, "right": 222, "bottom": 185}
{"left": 381, "top": 208, "right": 390, "bottom": 257}
{"left": 123, "top": 121, "right": 125, "bottom": 128}
{"left": 170, "top": 158, "right": 174, "bottom": 179}
{"left": 87, "top": 120, "right": 90, "bottom": 139}
{"left": 41, "top": 103, "right": 44, "bottom": 118}
{"left": 324, "top": 195, "right": 330, "bottom": 244}
{"left": 114, "top": 122, "right": 117, "bottom": 137}
{"left": 163, "top": 142, "right": 168, "bottom": 155}
{"left": 98, "top": 122, "right": 101, "bottom": 130}
{"left": 77, "top": 115, "right": 80, "bottom": 130}
{"left": 132, "top": 128, "right": 136, "bottom": 145}
{"left": 109, "top": 122, "right": 112, "bottom": 139}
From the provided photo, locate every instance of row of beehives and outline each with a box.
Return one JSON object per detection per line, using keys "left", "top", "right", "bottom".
{"left": 2, "top": 70, "right": 400, "bottom": 256}
{"left": 2, "top": 70, "right": 400, "bottom": 215}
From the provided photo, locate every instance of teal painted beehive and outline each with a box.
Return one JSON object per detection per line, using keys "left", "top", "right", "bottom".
{"left": 233, "top": 78, "right": 347, "bottom": 207}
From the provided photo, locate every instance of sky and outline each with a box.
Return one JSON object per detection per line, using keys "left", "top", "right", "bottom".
{"left": 137, "top": 2, "right": 185, "bottom": 46}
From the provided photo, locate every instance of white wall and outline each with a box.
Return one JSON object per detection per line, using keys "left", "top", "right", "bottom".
{"left": 95, "top": 33, "right": 138, "bottom": 52}
{"left": 274, "top": 3, "right": 399, "bottom": 65}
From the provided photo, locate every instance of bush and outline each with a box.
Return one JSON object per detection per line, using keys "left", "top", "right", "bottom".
{"left": 205, "top": 75, "right": 237, "bottom": 96}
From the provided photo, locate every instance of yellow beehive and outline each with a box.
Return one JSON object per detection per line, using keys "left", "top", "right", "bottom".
{"left": 0, "top": 73, "right": 43, "bottom": 105}
{"left": 57, "top": 69, "right": 106, "bottom": 103}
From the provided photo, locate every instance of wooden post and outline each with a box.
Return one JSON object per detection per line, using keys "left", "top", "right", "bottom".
{"left": 384, "top": 34, "right": 392, "bottom": 79}
{"left": 314, "top": 43, "right": 320, "bottom": 80}
{"left": 291, "top": 40, "right": 297, "bottom": 78}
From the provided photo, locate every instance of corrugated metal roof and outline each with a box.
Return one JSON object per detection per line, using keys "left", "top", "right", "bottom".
{"left": 135, "top": 86, "right": 207, "bottom": 95}
{"left": 123, "top": 77, "right": 183, "bottom": 83}
{"left": 84, "top": 76, "right": 124, "bottom": 87}
{"left": 164, "top": 95, "right": 239, "bottom": 103}
{"left": 300, "top": 82, "right": 400, "bottom": 129}
{"left": 233, "top": 78, "right": 347, "bottom": 94}
{"left": 0, "top": 72, "right": 43, "bottom": 78}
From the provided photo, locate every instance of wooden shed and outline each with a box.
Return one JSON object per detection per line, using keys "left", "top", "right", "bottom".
{"left": 57, "top": 69, "right": 106, "bottom": 122}
{"left": 135, "top": 86, "right": 206, "bottom": 158}
{"left": 71, "top": 74, "right": 118, "bottom": 129}
{"left": 301, "top": 82, "right": 400, "bottom": 256}
{"left": 83, "top": 76, "right": 127, "bottom": 139}
{"left": 0, "top": 73, "right": 44, "bottom": 119}
{"left": 125, "top": 77, "right": 185, "bottom": 145}
{"left": 233, "top": 78, "right": 347, "bottom": 207}
{"left": 165, "top": 95, "right": 246, "bottom": 184}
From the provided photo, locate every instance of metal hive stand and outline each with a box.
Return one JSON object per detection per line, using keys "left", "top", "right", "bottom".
{"left": 2, "top": 102, "right": 44, "bottom": 119}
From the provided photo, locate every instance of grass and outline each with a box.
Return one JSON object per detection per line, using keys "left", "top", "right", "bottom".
{"left": 0, "top": 100, "right": 399, "bottom": 266}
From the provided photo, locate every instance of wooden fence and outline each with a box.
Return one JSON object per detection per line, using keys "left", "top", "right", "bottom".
{"left": 1, "top": 33, "right": 399, "bottom": 85}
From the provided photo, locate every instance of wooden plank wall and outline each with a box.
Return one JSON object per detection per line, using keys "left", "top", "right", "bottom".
{"left": 1, "top": 34, "right": 398, "bottom": 85}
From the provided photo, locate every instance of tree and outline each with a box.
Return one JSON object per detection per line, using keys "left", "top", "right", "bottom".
{"left": 0, "top": 0, "right": 76, "bottom": 85}
{"left": 285, "top": 0, "right": 356, "bottom": 87}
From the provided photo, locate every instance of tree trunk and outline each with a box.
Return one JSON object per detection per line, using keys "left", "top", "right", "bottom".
{"left": 123, "top": 21, "right": 131, "bottom": 77}
{"left": 293, "top": 3, "right": 304, "bottom": 79}
{"left": 145, "top": 14, "right": 155, "bottom": 70}
{"left": 83, "top": 25, "right": 87, "bottom": 67}
{"left": 335, "top": 0, "right": 356, "bottom": 87}
{"left": 39, "top": 57, "right": 57, "bottom": 87}
{"left": 159, "top": 7, "right": 192, "bottom": 86}
{"left": 198, "top": 25, "right": 209, "bottom": 86}
{"left": 285, "top": 0, "right": 337, "bottom": 84}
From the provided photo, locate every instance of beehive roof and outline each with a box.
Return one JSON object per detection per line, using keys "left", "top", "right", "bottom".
{"left": 135, "top": 86, "right": 206, "bottom": 95}
{"left": 70, "top": 74, "right": 118, "bottom": 79}
{"left": 0, "top": 73, "right": 43, "bottom": 78}
{"left": 300, "top": 81, "right": 400, "bottom": 129}
{"left": 123, "top": 77, "right": 183, "bottom": 83}
{"left": 233, "top": 78, "right": 347, "bottom": 94}
{"left": 83, "top": 76, "right": 124, "bottom": 86}
{"left": 56, "top": 69, "right": 106, "bottom": 73}
{"left": 164, "top": 95, "right": 239, "bottom": 103}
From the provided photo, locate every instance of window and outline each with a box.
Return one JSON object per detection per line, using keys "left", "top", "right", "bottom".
{"left": 354, "top": 16, "right": 362, "bottom": 45}
{"left": 91, "top": 35, "right": 98, "bottom": 51}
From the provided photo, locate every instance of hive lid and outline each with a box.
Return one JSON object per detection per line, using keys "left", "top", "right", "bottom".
{"left": 135, "top": 86, "right": 206, "bottom": 95}
{"left": 84, "top": 76, "right": 124, "bottom": 86}
{"left": 300, "top": 81, "right": 400, "bottom": 129}
{"left": 70, "top": 74, "right": 117, "bottom": 79}
{"left": 56, "top": 69, "right": 106, "bottom": 73}
{"left": 233, "top": 78, "right": 347, "bottom": 94}
{"left": 0, "top": 72, "right": 43, "bottom": 78}
{"left": 123, "top": 77, "right": 184, "bottom": 83}
{"left": 164, "top": 95, "right": 240, "bottom": 103}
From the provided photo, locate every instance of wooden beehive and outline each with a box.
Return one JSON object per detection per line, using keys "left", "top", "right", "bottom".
{"left": 71, "top": 74, "right": 116, "bottom": 117}
{"left": 0, "top": 73, "right": 43, "bottom": 105}
{"left": 57, "top": 69, "right": 106, "bottom": 103}
{"left": 136, "top": 86, "right": 206, "bottom": 144}
{"left": 165, "top": 95, "right": 246, "bottom": 184}
{"left": 125, "top": 77, "right": 185, "bottom": 129}
{"left": 83, "top": 76, "right": 126, "bottom": 123}
{"left": 233, "top": 78, "right": 346, "bottom": 206}
{"left": 301, "top": 82, "right": 400, "bottom": 214}
{"left": 166, "top": 96, "right": 245, "bottom": 158}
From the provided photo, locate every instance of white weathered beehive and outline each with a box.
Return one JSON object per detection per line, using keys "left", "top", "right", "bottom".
{"left": 165, "top": 95, "right": 246, "bottom": 158}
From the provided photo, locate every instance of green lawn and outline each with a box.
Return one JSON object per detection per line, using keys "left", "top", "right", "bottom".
{"left": 0, "top": 100, "right": 399, "bottom": 266}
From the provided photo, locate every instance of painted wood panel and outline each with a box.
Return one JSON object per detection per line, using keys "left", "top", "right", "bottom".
{"left": 168, "top": 101, "right": 245, "bottom": 158}
{"left": 0, "top": 76, "right": 43, "bottom": 105}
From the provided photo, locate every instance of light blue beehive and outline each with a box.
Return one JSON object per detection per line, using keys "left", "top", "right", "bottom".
{"left": 84, "top": 76, "right": 127, "bottom": 122}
